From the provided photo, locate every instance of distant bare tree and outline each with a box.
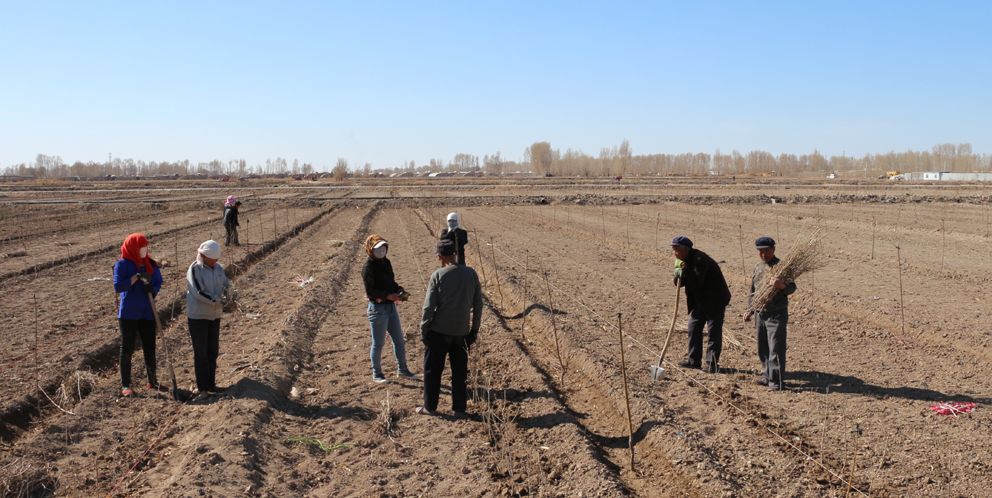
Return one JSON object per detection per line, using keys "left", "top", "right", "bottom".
{"left": 615, "top": 139, "right": 631, "bottom": 176}
{"left": 484, "top": 152, "right": 505, "bottom": 176}
{"left": 525, "top": 141, "right": 554, "bottom": 175}
{"left": 452, "top": 153, "right": 479, "bottom": 171}
{"left": 332, "top": 158, "right": 349, "bottom": 180}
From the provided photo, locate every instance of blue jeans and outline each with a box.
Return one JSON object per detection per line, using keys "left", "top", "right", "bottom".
{"left": 368, "top": 302, "right": 409, "bottom": 376}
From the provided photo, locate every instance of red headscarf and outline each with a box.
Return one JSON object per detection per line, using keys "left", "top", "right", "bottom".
{"left": 121, "top": 233, "right": 153, "bottom": 274}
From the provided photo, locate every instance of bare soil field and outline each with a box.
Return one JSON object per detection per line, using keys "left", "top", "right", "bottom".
{"left": 1, "top": 178, "right": 989, "bottom": 497}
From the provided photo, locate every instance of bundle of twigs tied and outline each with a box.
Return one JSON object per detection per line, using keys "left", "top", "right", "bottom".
{"left": 746, "top": 227, "right": 826, "bottom": 315}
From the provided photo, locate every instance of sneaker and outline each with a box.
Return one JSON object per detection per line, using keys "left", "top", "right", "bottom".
{"left": 121, "top": 387, "right": 134, "bottom": 397}
{"left": 191, "top": 389, "right": 211, "bottom": 401}
{"left": 754, "top": 375, "right": 769, "bottom": 386}
{"left": 703, "top": 363, "right": 719, "bottom": 374}
{"left": 207, "top": 386, "right": 227, "bottom": 394}
{"left": 452, "top": 410, "right": 470, "bottom": 419}
{"left": 372, "top": 375, "right": 389, "bottom": 384}
{"left": 415, "top": 406, "right": 435, "bottom": 415}
{"left": 677, "top": 358, "right": 700, "bottom": 369}
{"left": 398, "top": 369, "right": 418, "bottom": 379}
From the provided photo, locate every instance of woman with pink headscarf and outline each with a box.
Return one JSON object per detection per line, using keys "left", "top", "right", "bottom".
{"left": 223, "top": 196, "right": 242, "bottom": 246}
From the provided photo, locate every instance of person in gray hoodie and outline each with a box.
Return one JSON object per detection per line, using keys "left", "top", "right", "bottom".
{"left": 186, "top": 240, "right": 232, "bottom": 397}
{"left": 417, "top": 239, "right": 483, "bottom": 416}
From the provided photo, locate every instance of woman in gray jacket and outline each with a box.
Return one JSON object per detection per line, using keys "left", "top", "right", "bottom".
{"left": 186, "top": 240, "right": 232, "bottom": 398}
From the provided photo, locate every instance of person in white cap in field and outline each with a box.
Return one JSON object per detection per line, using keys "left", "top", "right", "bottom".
{"left": 439, "top": 212, "right": 468, "bottom": 265}
{"left": 186, "top": 240, "right": 232, "bottom": 399}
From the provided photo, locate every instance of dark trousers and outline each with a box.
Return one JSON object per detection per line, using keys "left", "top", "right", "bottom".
{"left": 224, "top": 224, "right": 239, "bottom": 246}
{"left": 188, "top": 318, "right": 221, "bottom": 391}
{"left": 686, "top": 306, "right": 725, "bottom": 367}
{"left": 756, "top": 311, "right": 788, "bottom": 388}
{"left": 422, "top": 331, "right": 469, "bottom": 412}
{"left": 119, "top": 319, "right": 157, "bottom": 388}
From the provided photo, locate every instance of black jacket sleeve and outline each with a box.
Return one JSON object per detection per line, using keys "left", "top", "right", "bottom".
{"left": 362, "top": 260, "right": 386, "bottom": 302}
{"left": 386, "top": 260, "right": 402, "bottom": 293}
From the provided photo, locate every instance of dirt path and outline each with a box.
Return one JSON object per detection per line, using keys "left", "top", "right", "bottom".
{"left": 225, "top": 208, "right": 633, "bottom": 497}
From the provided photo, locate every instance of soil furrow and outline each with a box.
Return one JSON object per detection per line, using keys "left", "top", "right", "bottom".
{"left": 0, "top": 205, "right": 332, "bottom": 444}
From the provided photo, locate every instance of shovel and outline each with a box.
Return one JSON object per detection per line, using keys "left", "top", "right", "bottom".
{"left": 649, "top": 277, "right": 681, "bottom": 381}
{"left": 146, "top": 290, "right": 183, "bottom": 401}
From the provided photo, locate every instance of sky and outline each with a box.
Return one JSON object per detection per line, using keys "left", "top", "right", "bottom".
{"left": 1, "top": 1, "right": 990, "bottom": 169}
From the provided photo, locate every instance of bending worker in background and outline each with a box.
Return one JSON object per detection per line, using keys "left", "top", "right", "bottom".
{"left": 223, "top": 196, "right": 241, "bottom": 247}
{"left": 439, "top": 212, "right": 468, "bottom": 265}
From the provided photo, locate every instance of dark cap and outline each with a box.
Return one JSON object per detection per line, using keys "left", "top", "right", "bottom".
{"left": 671, "top": 235, "right": 693, "bottom": 249}
{"left": 436, "top": 238, "right": 456, "bottom": 256}
{"left": 755, "top": 236, "right": 776, "bottom": 249}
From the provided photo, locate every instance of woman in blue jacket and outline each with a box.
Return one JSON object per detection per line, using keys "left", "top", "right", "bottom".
{"left": 113, "top": 233, "right": 164, "bottom": 397}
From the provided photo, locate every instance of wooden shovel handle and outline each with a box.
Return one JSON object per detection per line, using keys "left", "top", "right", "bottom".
{"left": 146, "top": 291, "right": 179, "bottom": 395}
{"left": 656, "top": 278, "right": 681, "bottom": 368}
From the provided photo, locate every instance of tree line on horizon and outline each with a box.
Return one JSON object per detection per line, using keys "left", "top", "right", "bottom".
{"left": 3, "top": 142, "right": 989, "bottom": 179}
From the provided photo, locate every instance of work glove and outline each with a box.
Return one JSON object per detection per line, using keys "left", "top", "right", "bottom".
{"left": 137, "top": 272, "right": 152, "bottom": 286}
{"left": 466, "top": 330, "right": 478, "bottom": 347}
{"left": 673, "top": 259, "right": 684, "bottom": 282}
{"left": 421, "top": 330, "right": 430, "bottom": 345}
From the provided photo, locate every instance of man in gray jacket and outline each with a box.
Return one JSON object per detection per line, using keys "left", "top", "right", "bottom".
{"left": 417, "top": 239, "right": 483, "bottom": 416}
{"left": 186, "top": 240, "right": 232, "bottom": 398}
{"left": 744, "top": 236, "right": 797, "bottom": 391}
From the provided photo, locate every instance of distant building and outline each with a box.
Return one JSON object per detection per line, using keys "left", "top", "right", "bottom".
{"left": 898, "top": 171, "right": 992, "bottom": 182}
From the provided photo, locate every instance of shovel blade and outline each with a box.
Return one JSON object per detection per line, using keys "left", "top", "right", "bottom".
{"left": 649, "top": 364, "right": 665, "bottom": 381}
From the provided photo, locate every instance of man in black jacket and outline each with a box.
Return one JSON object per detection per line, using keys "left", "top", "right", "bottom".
{"left": 672, "top": 236, "right": 731, "bottom": 373}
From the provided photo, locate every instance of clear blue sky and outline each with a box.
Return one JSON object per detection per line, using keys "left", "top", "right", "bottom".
{"left": 1, "top": 1, "right": 989, "bottom": 169}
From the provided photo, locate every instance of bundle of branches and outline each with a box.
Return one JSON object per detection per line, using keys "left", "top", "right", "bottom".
{"left": 747, "top": 227, "right": 826, "bottom": 315}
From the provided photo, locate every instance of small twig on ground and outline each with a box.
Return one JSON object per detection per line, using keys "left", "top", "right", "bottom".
{"left": 37, "top": 385, "right": 74, "bottom": 416}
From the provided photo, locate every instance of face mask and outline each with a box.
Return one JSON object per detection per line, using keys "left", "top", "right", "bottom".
{"left": 373, "top": 246, "right": 387, "bottom": 259}
{"left": 139, "top": 247, "right": 149, "bottom": 258}
{"left": 447, "top": 219, "right": 458, "bottom": 229}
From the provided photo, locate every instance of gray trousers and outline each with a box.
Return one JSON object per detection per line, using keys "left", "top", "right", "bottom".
{"left": 686, "top": 306, "right": 725, "bottom": 367}
{"left": 756, "top": 310, "right": 788, "bottom": 388}
{"left": 224, "top": 224, "right": 239, "bottom": 246}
